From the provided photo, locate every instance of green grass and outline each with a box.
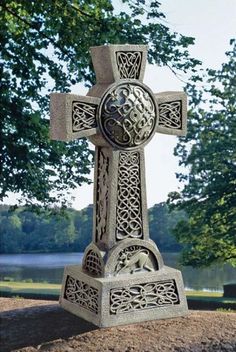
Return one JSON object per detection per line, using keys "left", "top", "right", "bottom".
{"left": 0, "top": 281, "right": 61, "bottom": 295}
{"left": 186, "top": 290, "right": 222, "bottom": 297}
{"left": 186, "top": 290, "right": 236, "bottom": 304}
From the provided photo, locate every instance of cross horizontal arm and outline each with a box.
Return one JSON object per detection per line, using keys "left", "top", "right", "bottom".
{"left": 50, "top": 93, "right": 100, "bottom": 142}
{"left": 155, "top": 91, "right": 187, "bottom": 136}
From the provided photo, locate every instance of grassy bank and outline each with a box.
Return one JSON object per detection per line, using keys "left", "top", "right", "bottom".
{"left": 0, "top": 281, "right": 61, "bottom": 296}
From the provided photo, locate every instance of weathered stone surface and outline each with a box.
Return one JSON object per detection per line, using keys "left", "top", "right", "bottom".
{"left": 50, "top": 44, "right": 188, "bottom": 327}
{"left": 60, "top": 265, "right": 187, "bottom": 327}
{"left": 50, "top": 94, "right": 100, "bottom": 141}
{"left": 90, "top": 44, "right": 148, "bottom": 83}
{"left": 155, "top": 91, "right": 187, "bottom": 136}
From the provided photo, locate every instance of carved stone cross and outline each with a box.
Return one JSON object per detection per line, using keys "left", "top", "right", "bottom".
{"left": 50, "top": 44, "right": 188, "bottom": 327}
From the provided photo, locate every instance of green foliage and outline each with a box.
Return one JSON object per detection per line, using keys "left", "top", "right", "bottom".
{"left": 0, "top": 203, "right": 184, "bottom": 253}
{"left": 168, "top": 40, "right": 236, "bottom": 267}
{"left": 149, "top": 202, "right": 185, "bottom": 252}
{"left": 0, "top": 0, "right": 200, "bottom": 206}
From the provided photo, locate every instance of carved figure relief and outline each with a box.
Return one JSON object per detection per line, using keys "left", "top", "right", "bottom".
{"left": 83, "top": 250, "right": 102, "bottom": 276}
{"left": 116, "top": 152, "right": 143, "bottom": 240}
{"left": 95, "top": 148, "right": 109, "bottom": 242}
{"left": 64, "top": 275, "right": 98, "bottom": 314}
{"left": 115, "top": 245, "right": 154, "bottom": 275}
{"left": 99, "top": 83, "right": 156, "bottom": 149}
{"left": 72, "top": 102, "right": 97, "bottom": 132}
{"left": 110, "top": 280, "right": 179, "bottom": 314}
{"left": 158, "top": 101, "right": 182, "bottom": 129}
{"left": 116, "top": 51, "right": 142, "bottom": 79}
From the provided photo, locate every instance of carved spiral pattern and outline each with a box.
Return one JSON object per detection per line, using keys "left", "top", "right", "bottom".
{"left": 159, "top": 101, "right": 182, "bottom": 129}
{"left": 72, "top": 102, "right": 96, "bottom": 132}
{"left": 96, "top": 148, "right": 109, "bottom": 242}
{"left": 100, "top": 83, "right": 156, "bottom": 148}
{"left": 110, "top": 280, "right": 179, "bottom": 314}
{"left": 116, "top": 51, "right": 142, "bottom": 79}
{"left": 116, "top": 152, "right": 142, "bottom": 240}
{"left": 64, "top": 275, "right": 98, "bottom": 314}
{"left": 84, "top": 250, "right": 102, "bottom": 276}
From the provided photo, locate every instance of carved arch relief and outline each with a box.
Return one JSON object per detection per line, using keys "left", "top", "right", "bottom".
{"left": 104, "top": 239, "right": 163, "bottom": 277}
{"left": 115, "top": 245, "right": 155, "bottom": 275}
{"left": 82, "top": 244, "right": 105, "bottom": 277}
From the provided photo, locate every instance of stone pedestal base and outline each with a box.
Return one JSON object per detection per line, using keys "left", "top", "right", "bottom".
{"left": 59, "top": 265, "right": 188, "bottom": 327}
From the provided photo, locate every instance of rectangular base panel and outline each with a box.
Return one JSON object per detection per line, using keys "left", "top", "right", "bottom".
{"left": 59, "top": 265, "right": 188, "bottom": 328}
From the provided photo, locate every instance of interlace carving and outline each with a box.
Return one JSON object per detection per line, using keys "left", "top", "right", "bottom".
{"left": 115, "top": 245, "right": 154, "bottom": 274}
{"left": 64, "top": 275, "right": 98, "bottom": 314}
{"left": 100, "top": 83, "right": 156, "bottom": 148}
{"left": 159, "top": 101, "right": 182, "bottom": 129}
{"left": 96, "top": 149, "right": 109, "bottom": 242}
{"left": 72, "top": 102, "right": 97, "bottom": 132}
{"left": 116, "top": 51, "right": 142, "bottom": 79}
{"left": 116, "top": 152, "right": 142, "bottom": 240}
{"left": 84, "top": 250, "right": 102, "bottom": 276}
{"left": 110, "top": 280, "right": 179, "bottom": 314}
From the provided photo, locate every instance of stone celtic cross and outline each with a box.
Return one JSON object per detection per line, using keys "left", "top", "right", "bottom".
{"left": 50, "top": 44, "right": 188, "bottom": 327}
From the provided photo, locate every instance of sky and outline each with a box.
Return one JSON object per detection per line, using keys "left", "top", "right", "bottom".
{"left": 3, "top": 0, "right": 236, "bottom": 210}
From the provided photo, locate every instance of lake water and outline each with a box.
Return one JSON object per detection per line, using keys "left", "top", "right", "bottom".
{"left": 0, "top": 252, "right": 235, "bottom": 292}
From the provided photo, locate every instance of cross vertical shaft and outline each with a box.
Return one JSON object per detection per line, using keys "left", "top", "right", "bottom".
{"left": 93, "top": 147, "right": 149, "bottom": 250}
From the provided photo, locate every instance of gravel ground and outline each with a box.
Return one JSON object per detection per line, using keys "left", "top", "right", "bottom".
{"left": 0, "top": 298, "right": 235, "bottom": 352}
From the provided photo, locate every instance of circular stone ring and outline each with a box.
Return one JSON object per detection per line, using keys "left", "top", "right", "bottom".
{"left": 98, "top": 80, "right": 158, "bottom": 150}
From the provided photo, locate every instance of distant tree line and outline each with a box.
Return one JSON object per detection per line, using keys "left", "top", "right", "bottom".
{"left": 0, "top": 203, "right": 185, "bottom": 254}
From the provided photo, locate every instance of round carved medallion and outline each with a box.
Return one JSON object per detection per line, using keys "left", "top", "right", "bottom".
{"left": 98, "top": 82, "right": 157, "bottom": 149}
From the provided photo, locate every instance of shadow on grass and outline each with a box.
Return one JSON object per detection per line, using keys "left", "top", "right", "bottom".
{"left": 0, "top": 303, "right": 97, "bottom": 352}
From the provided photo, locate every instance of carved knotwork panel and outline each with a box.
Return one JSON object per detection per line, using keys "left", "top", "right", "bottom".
{"left": 64, "top": 275, "right": 99, "bottom": 314}
{"left": 83, "top": 250, "right": 103, "bottom": 276}
{"left": 158, "top": 101, "right": 182, "bottom": 130}
{"left": 95, "top": 148, "right": 109, "bottom": 242}
{"left": 116, "top": 51, "right": 142, "bottom": 79}
{"left": 72, "top": 102, "right": 97, "bottom": 132}
{"left": 110, "top": 280, "right": 179, "bottom": 314}
{"left": 99, "top": 83, "right": 157, "bottom": 149}
{"left": 116, "top": 151, "right": 142, "bottom": 240}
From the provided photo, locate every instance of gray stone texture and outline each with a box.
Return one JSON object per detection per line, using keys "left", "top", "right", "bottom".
{"left": 50, "top": 93, "right": 100, "bottom": 141}
{"left": 50, "top": 44, "right": 188, "bottom": 327}
{"left": 60, "top": 264, "right": 187, "bottom": 327}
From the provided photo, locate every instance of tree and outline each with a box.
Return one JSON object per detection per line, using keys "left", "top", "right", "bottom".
{"left": 0, "top": 212, "right": 24, "bottom": 253}
{"left": 74, "top": 204, "right": 93, "bottom": 250}
{"left": 149, "top": 202, "right": 184, "bottom": 252}
{"left": 168, "top": 40, "right": 236, "bottom": 267}
{"left": 0, "top": 0, "right": 200, "bottom": 207}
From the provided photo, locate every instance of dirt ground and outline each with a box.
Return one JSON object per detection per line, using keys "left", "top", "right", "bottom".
{"left": 0, "top": 297, "right": 236, "bottom": 352}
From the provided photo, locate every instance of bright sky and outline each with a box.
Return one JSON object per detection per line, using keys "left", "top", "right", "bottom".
{"left": 3, "top": 0, "right": 236, "bottom": 210}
